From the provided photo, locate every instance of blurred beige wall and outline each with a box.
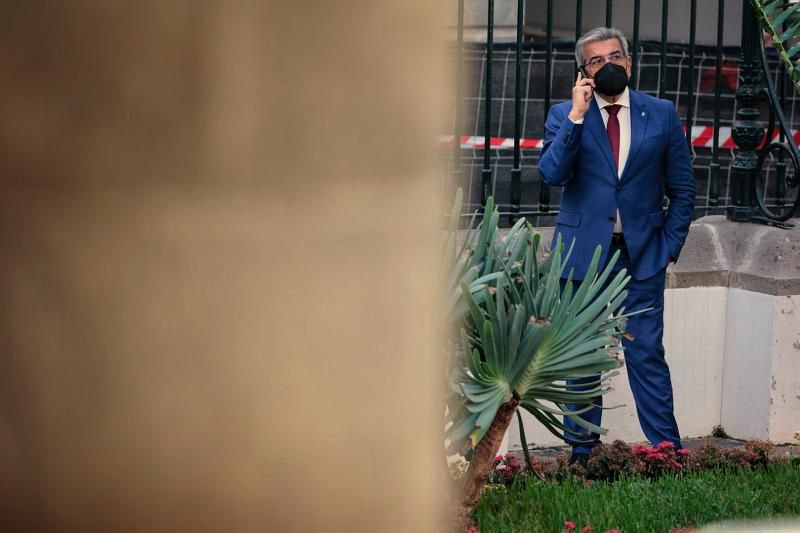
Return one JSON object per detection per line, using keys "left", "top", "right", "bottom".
{"left": 0, "top": 2, "right": 446, "bottom": 531}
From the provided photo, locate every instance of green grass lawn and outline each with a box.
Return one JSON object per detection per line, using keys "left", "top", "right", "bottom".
{"left": 473, "top": 463, "right": 800, "bottom": 532}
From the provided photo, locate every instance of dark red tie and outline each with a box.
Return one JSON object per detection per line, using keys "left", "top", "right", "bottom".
{"left": 605, "top": 104, "right": 621, "bottom": 172}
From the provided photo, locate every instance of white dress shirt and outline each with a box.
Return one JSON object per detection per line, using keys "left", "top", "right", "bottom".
{"left": 595, "top": 88, "right": 631, "bottom": 177}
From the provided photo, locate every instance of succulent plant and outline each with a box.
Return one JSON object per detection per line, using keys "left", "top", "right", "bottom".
{"left": 444, "top": 190, "right": 632, "bottom": 529}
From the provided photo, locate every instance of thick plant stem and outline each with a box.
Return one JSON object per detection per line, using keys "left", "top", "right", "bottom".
{"left": 455, "top": 394, "right": 520, "bottom": 532}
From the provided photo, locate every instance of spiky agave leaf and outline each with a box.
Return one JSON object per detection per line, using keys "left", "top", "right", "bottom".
{"left": 445, "top": 309, "right": 514, "bottom": 452}
{"left": 443, "top": 190, "right": 533, "bottom": 326}
{"left": 753, "top": 0, "right": 800, "bottom": 93}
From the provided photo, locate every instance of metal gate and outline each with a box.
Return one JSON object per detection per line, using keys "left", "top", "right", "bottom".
{"left": 446, "top": 0, "right": 800, "bottom": 227}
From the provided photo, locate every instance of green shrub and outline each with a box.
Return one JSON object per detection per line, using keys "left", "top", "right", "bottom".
{"left": 710, "top": 424, "right": 730, "bottom": 438}
{"left": 685, "top": 441, "right": 728, "bottom": 471}
{"left": 585, "top": 440, "right": 642, "bottom": 481}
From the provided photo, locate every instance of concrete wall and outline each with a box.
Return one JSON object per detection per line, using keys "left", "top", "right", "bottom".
{"left": 723, "top": 290, "right": 800, "bottom": 443}
{"left": 770, "top": 295, "right": 800, "bottom": 443}
{"left": 721, "top": 289, "right": 775, "bottom": 439}
{"left": 526, "top": 0, "right": 744, "bottom": 46}
{"left": 451, "top": 0, "right": 746, "bottom": 46}
{"left": 508, "top": 216, "right": 800, "bottom": 451}
{"left": 447, "top": 0, "right": 519, "bottom": 27}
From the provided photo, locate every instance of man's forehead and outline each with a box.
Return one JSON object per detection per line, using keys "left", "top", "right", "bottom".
{"left": 584, "top": 39, "right": 621, "bottom": 58}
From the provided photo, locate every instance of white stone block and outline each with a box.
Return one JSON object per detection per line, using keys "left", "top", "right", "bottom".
{"left": 768, "top": 295, "right": 800, "bottom": 443}
{"left": 721, "top": 289, "right": 775, "bottom": 440}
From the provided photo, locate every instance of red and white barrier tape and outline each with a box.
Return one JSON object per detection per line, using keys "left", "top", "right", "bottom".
{"left": 439, "top": 125, "right": 800, "bottom": 150}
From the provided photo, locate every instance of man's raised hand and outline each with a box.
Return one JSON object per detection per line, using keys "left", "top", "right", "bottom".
{"left": 569, "top": 71, "right": 594, "bottom": 122}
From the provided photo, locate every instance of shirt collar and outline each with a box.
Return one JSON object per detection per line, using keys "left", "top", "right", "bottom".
{"left": 594, "top": 86, "right": 630, "bottom": 110}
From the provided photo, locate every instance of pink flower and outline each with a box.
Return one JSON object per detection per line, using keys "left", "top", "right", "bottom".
{"left": 603, "top": 530, "right": 621, "bottom": 533}
{"left": 583, "top": 526, "right": 593, "bottom": 533}
{"left": 657, "top": 441, "right": 674, "bottom": 449}
{"left": 564, "top": 521, "right": 577, "bottom": 530}
{"left": 677, "top": 449, "right": 690, "bottom": 455}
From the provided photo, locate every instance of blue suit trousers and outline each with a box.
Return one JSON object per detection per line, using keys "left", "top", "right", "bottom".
{"left": 564, "top": 240, "right": 682, "bottom": 454}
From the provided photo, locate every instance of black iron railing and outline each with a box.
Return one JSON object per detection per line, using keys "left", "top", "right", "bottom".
{"left": 730, "top": 0, "right": 763, "bottom": 222}
{"left": 710, "top": 0, "right": 726, "bottom": 207}
{"left": 447, "top": 0, "right": 800, "bottom": 226}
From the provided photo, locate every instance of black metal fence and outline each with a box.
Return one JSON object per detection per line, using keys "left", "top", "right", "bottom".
{"left": 444, "top": 0, "right": 800, "bottom": 226}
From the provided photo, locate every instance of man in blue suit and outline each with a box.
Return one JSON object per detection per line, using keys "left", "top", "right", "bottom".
{"left": 538, "top": 27, "right": 695, "bottom": 465}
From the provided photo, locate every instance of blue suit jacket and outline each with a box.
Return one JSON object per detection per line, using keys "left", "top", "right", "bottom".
{"left": 538, "top": 90, "right": 696, "bottom": 281}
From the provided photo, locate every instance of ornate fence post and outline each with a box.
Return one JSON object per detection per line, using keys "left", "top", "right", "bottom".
{"left": 728, "top": 0, "right": 764, "bottom": 221}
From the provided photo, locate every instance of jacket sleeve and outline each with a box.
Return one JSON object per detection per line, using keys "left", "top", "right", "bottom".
{"left": 662, "top": 103, "right": 696, "bottom": 262}
{"left": 538, "top": 104, "right": 583, "bottom": 187}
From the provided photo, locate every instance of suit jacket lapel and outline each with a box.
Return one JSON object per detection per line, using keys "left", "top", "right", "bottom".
{"left": 620, "top": 90, "right": 649, "bottom": 184}
{"left": 585, "top": 99, "right": 618, "bottom": 181}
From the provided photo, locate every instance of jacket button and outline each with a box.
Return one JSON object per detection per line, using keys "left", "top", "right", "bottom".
{"left": 608, "top": 216, "right": 615, "bottom": 222}
{"left": 616, "top": 186, "right": 623, "bottom": 192}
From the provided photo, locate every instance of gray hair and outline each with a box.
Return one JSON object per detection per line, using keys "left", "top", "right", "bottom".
{"left": 575, "top": 27, "right": 629, "bottom": 66}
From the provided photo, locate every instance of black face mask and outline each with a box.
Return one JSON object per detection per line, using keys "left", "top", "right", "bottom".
{"left": 592, "top": 62, "right": 629, "bottom": 97}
